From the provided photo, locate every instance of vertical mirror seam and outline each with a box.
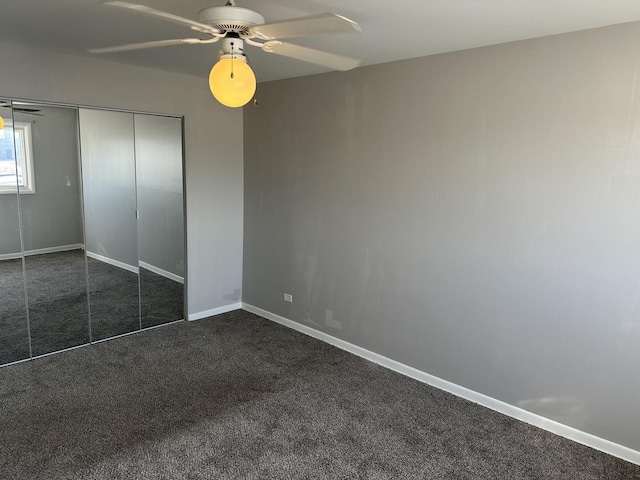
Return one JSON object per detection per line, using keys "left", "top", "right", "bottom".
{"left": 132, "top": 119, "right": 143, "bottom": 332}
{"left": 9, "top": 100, "right": 33, "bottom": 359}
{"left": 76, "top": 110, "right": 93, "bottom": 344}
{"left": 14, "top": 116, "right": 33, "bottom": 359}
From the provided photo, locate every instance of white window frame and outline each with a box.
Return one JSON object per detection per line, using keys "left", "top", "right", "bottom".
{"left": 0, "top": 121, "right": 35, "bottom": 194}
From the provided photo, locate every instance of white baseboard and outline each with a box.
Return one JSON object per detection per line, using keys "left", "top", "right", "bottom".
{"left": 188, "top": 302, "right": 242, "bottom": 321}
{"left": 86, "top": 251, "right": 138, "bottom": 274}
{"left": 139, "top": 261, "right": 184, "bottom": 284}
{"left": 0, "top": 243, "right": 84, "bottom": 261}
{"left": 241, "top": 302, "right": 640, "bottom": 467}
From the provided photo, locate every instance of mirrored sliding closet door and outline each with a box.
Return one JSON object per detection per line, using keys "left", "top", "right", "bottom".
{"left": 79, "top": 109, "right": 185, "bottom": 338}
{"left": 134, "top": 114, "right": 185, "bottom": 329}
{"left": 0, "top": 100, "right": 30, "bottom": 364}
{"left": 19, "top": 104, "right": 89, "bottom": 356}
{"left": 80, "top": 109, "right": 140, "bottom": 341}
{"left": 0, "top": 100, "right": 185, "bottom": 368}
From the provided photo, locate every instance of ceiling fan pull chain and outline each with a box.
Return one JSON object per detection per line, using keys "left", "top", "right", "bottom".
{"left": 230, "top": 41, "right": 235, "bottom": 79}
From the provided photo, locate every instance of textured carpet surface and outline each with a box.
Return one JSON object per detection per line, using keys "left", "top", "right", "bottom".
{"left": 0, "top": 258, "right": 30, "bottom": 364}
{"left": 0, "top": 250, "right": 183, "bottom": 364}
{"left": 0, "top": 310, "right": 638, "bottom": 479}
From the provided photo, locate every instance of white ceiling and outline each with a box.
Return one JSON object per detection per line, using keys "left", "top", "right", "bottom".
{"left": 2, "top": 1, "right": 640, "bottom": 82}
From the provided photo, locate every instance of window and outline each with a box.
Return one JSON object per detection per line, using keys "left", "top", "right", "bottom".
{"left": 0, "top": 121, "right": 35, "bottom": 194}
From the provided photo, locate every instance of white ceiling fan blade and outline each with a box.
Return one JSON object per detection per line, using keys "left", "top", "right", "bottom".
{"left": 104, "top": 1, "right": 221, "bottom": 36}
{"left": 262, "top": 41, "right": 360, "bottom": 71}
{"left": 249, "top": 13, "right": 361, "bottom": 41}
{"left": 88, "top": 38, "right": 206, "bottom": 54}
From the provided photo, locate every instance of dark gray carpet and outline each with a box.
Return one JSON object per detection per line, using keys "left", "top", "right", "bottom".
{"left": 26, "top": 250, "right": 90, "bottom": 355}
{"left": 0, "top": 258, "right": 30, "bottom": 364}
{"left": 0, "top": 250, "right": 184, "bottom": 364}
{"left": 139, "top": 266, "right": 184, "bottom": 330}
{"left": 0, "top": 310, "right": 638, "bottom": 479}
{"left": 86, "top": 254, "right": 139, "bottom": 342}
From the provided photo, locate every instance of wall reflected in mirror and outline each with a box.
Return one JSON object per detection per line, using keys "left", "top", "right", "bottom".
{"left": 135, "top": 114, "right": 184, "bottom": 328}
{"left": 80, "top": 108, "right": 140, "bottom": 341}
{"left": 0, "top": 100, "right": 31, "bottom": 364}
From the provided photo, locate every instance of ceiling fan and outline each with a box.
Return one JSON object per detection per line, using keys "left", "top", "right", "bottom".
{"left": 0, "top": 102, "right": 42, "bottom": 130}
{"left": 0, "top": 102, "right": 43, "bottom": 116}
{"left": 89, "top": 1, "right": 362, "bottom": 107}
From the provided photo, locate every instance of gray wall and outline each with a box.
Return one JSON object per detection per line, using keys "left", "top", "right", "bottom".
{"left": 243, "top": 22, "right": 640, "bottom": 451}
{"left": 0, "top": 40, "right": 243, "bottom": 316}
{"left": 79, "top": 108, "right": 137, "bottom": 268}
{"left": 135, "top": 114, "right": 184, "bottom": 278}
{"left": 0, "top": 105, "right": 83, "bottom": 254}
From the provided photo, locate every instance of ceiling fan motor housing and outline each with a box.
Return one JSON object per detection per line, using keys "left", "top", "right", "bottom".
{"left": 198, "top": 6, "right": 265, "bottom": 33}
{"left": 218, "top": 37, "right": 247, "bottom": 60}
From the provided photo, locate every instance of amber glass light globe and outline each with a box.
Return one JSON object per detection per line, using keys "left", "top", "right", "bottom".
{"left": 209, "top": 58, "right": 256, "bottom": 108}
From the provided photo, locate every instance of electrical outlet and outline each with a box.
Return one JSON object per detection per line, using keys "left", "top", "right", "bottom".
{"left": 284, "top": 293, "right": 293, "bottom": 303}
